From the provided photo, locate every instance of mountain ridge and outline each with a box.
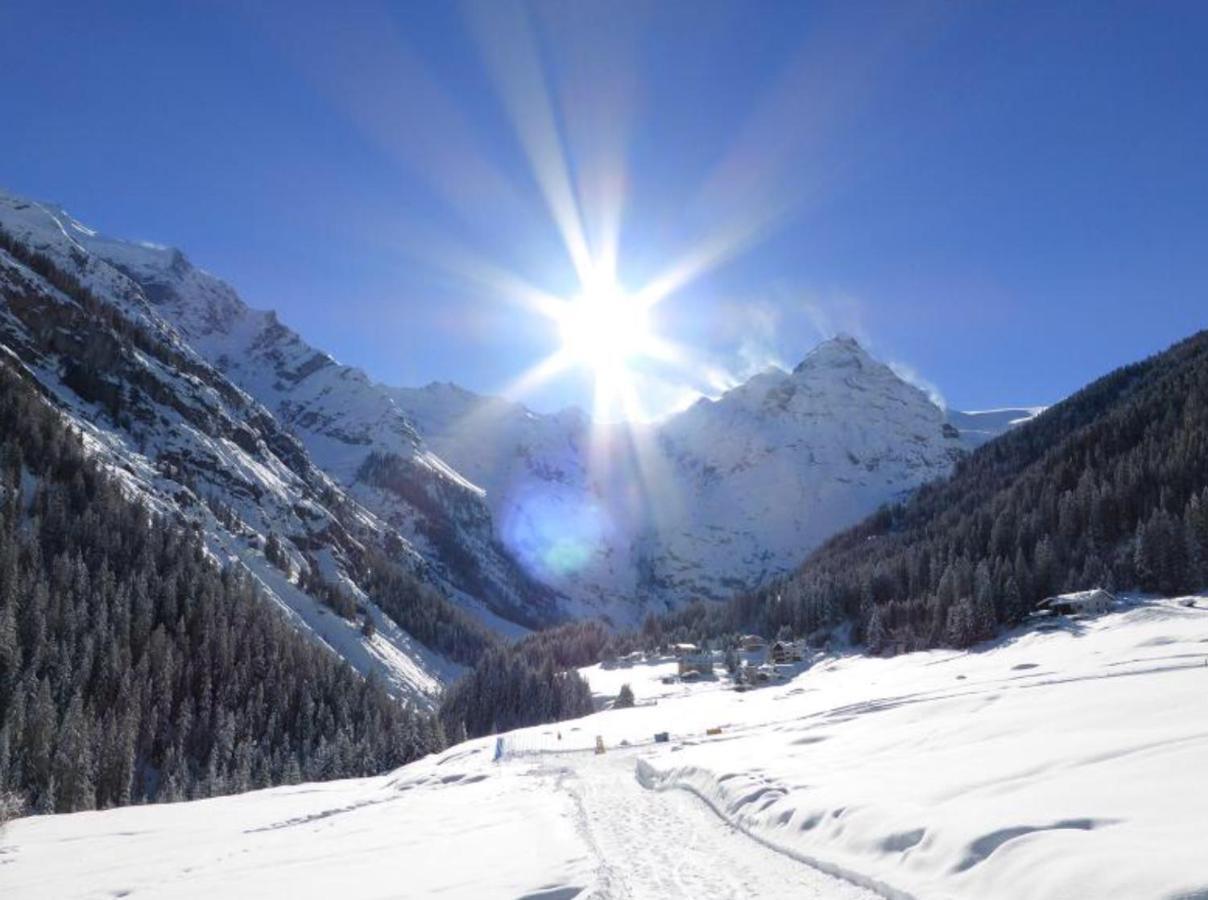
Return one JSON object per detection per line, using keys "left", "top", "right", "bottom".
{"left": 394, "top": 333, "right": 1037, "bottom": 623}
{"left": 0, "top": 185, "right": 1037, "bottom": 642}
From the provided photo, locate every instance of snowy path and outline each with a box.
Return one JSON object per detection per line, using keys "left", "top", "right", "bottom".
{"left": 553, "top": 751, "right": 877, "bottom": 900}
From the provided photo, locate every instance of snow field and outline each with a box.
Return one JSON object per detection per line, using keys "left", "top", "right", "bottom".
{"left": 572, "top": 597, "right": 1208, "bottom": 899}
{"left": 0, "top": 743, "right": 591, "bottom": 900}
{"left": 2, "top": 595, "right": 1205, "bottom": 898}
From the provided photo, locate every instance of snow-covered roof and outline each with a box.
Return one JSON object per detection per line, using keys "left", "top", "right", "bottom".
{"left": 1040, "top": 588, "right": 1115, "bottom": 606}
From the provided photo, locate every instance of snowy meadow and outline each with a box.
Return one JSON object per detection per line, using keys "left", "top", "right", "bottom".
{"left": 3, "top": 595, "right": 1205, "bottom": 899}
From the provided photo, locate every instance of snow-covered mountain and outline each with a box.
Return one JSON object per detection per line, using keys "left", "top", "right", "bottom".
{"left": 0, "top": 188, "right": 551, "bottom": 707}
{"left": 393, "top": 337, "right": 1029, "bottom": 624}
{"left": 0, "top": 185, "right": 1033, "bottom": 640}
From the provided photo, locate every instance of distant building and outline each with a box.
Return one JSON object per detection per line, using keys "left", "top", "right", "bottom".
{"left": 1037, "top": 588, "right": 1116, "bottom": 617}
{"left": 770, "top": 640, "right": 804, "bottom": 665}
{"left": 677, "top": 653, "right": 713, "bottom": 678}
{"left": 751, "top": 663, "right": 783, "bottom": 683}
{"left": 672, "top": 643, "right": 701, "bottom": 657}
{"left": 740, "top": 634, "right": 766, "bottom": 651}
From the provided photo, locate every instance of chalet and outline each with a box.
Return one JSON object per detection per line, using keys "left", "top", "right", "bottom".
{"left": 751, "top": 663, "right": 783, "bottom": 683}
{"left": 740, "top": 634, "right": 766, "bottom": 651}
{"left": 770, "top": 640, "right": 804, "bottom": 665}
{"left": 677, "top": 653, "right": 714, "bottom": 678}
{"left": 672, "top": 643, "right": 701, "bottom": 658}
{"left": 1037, "top": 588, "right": 1116, "bottom": 617}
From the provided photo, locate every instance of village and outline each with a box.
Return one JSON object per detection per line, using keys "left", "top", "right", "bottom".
{"left": 592, "top": 587, "right": 1135, "bottom": 715}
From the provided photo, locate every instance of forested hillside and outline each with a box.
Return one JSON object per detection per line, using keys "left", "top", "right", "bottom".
{"left": 0, "top": 210, "right": 505, "bottom": 703}
{"left": 439, "top": 620, "right": 606, "bottom": 739}
{"left": 0, "top": 363, "right": 445, "bottom": 814}
{"left": 655, "top": 330, "right": 1208, "bottom": 650}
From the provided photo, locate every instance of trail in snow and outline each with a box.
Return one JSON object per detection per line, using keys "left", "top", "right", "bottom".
{"left": 553, "top": 750, "right": 877, "bottom": 900}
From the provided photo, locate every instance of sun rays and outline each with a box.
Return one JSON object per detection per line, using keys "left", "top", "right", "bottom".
{"left": 272, "top": 1, "right": 930, "bottom": 582}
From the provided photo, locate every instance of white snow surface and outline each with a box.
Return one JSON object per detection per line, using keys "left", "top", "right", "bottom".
{"left": 946, "top": 407, "right": 1045, "bottom": 448}
{"left": 4, "top": 595, "right": 1205, "bottom": 899}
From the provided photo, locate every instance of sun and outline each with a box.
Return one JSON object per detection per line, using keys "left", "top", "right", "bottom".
{"left": 498, "top": 270, "right": 685, "bottom": 422}
{"left": 555, "top": 283, "right": 651, "bottom": 378}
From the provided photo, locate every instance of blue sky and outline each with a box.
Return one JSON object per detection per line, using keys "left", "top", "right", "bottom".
{"left": 2, "top": 0, "right": 1206, "bottom": 416}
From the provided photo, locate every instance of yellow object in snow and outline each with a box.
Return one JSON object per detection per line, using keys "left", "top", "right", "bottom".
{"left": 706, "top": 726, "right": 723, "bottom": 736}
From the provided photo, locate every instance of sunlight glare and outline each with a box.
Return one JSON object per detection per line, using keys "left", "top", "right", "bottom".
{"left": 556, "top": 284, "right": 651, "bottom": 376}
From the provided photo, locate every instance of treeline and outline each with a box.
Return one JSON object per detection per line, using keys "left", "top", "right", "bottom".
{"left": 263, "top": 533, "right": 497, "bottom": 669}
{"left": 4, "top": 221, "right": 494, "bottom": 676}
{"left": 361, "top": 548, "right": 497, "bottom": 668}
{"left": 0, "top": 363, "right": 444, "bottom": 815}
{"left": 439, "top": 621, "right": 604, "bottom": 739}
{"left": 646, "top": 330, "right": 1208, "bottom": 652}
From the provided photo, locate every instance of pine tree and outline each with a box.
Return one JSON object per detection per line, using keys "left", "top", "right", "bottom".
{"left": 615, "top": 684, "right": 635, "bottom": 709}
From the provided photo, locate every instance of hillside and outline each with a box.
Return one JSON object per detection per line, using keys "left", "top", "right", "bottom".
{"left": 0, "top": 191, "right": 512, "bottom": 706}
{"left": 672, "top": 330, "right": 1208, "bottom": 649}
{"left": 0, "top": 190, "right": 555, "bottom": 634}
{"left": 0, "top": 362, "right": 444, "bottom": 814}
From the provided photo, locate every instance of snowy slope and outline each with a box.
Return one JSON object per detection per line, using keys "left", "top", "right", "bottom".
{"left": 0, "top": 190, "right": 473, "bottom": 705}
{"left": 0, "top": 190, "right": 559, "bottom": 632}
{"left": 394, "top": 338, "right": 1021, "bottom": 624}
{"left": 947, "top": 407, "right": 1045, "bottom": 448}
{"left": 5, "top": 595, "right": 1205, "bottom": 899}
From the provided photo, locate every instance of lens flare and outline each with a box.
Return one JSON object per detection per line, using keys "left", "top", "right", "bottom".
{"left": 499, "top": 484, "right": 613, "bottom": 581}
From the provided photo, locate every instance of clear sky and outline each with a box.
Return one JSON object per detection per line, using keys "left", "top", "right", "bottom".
{"left": 2, "top": 1, "right": 1206, "bottom": 417}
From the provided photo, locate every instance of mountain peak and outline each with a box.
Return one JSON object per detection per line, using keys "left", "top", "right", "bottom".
{"left": 793, "top": 333, "right": 873, "bottom": 373}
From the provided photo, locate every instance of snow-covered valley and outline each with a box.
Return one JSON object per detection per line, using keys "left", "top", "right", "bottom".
{"left": 5, "top": 595, "right": 1205, "bottom": 899}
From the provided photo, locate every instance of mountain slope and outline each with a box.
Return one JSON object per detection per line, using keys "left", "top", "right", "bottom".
{"left": 0, "top": 360, "right": 445, "bottom": 813}
{"left": 0, "top": 191, "right": 557, "bottom": 634}
{"left": 670, "top": 329, "right": 1208, "bottom": 649}
{"left": 0, "top": 191, "right": 502, "bottom": 706}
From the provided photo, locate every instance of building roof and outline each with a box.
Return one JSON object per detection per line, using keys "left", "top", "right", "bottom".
{"left": 1039, "top": 588, "right": 1116, "bottom": 607}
